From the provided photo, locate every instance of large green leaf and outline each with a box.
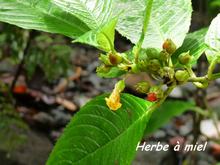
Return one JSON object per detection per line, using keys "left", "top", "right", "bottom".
{"left": 114, "top": 0, "right": 192, "bottom": 49}
{"left": 205, "top": 14, "right": 220, "bottom": 62}
{"left": 145, "top": 100, "right": 195, "bottom": 135}
{"left": 74, "top": 18, "right": 117, "bottom": 52}
{"left": 172, "top": 28, "right": 208, "bottom": 65}
{"left": 47, "top": 93, "right": 154, "bottom": 165}
{"left": 0, "top": 0, "right": 112, "bottom": 38}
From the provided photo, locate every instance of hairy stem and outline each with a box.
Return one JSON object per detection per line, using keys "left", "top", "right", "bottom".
{"left": 135, "top": 0, "right": 154, "bottom": 63}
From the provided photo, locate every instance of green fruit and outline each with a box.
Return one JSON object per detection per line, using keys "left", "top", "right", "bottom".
{"left": 162, "top": 39, "right": 177, "bottom": 54}
{"left": 178, "top": 52, "right": 191, "bottom": 65}
{"left": 135, "top": 82, "right": 150, "bottom": 93}
{"left": 145, "top": 48, "right": 159, "bottom": 59}
{"left": 96, "top": 64, "right": 111, "bottom": 73}
{"left": 175, "top": 70, "right": 190, "bottom": 82}
{"left": 159, "top": 50, "right": 170, "bottom": 61}
{"left": 147, "top": 59, "right": 161, "bottom": 72}
{"left": 99, "top": 54, "right": 111, "bottom": 65}
{"left": 149, "top": 86, "right": 164, "bottom": 99}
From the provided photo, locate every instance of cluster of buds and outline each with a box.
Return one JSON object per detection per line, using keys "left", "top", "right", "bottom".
{"left": 101, "top": 39, "right": 193, "bottom": 110}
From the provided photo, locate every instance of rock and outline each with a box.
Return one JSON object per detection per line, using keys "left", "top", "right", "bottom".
{"left": 50, "top": 109, "right": 71, "bottom": 126}
{"left": 0, "top": 130, "right": 53, "bottom": 165}
{"left": 33, "top": 112, "right": 54, "bottom": 126}
{"left": 169, "top": 87, "right": 183, "bottom": 98}
{"left": 153, "top": 130, "right": 166, "bottom": 139}
{"left": 200, "top": 119, "right": 220, "bottom": 139}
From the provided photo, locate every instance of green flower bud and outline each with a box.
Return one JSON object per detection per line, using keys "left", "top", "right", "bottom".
{"left": 137, "top": 60, "right": 148, "bottom": 71}
{"left": 159, "top": 50, "right": 170, "bottom": 61}
{"left": 175, "top": 70, "right": 190, "bottom": 82}
{"left": 161, "top": 67, "right": 175, "bottom": 79}
{"left": 135, "top": 82, "right": 150, "bottom": 93}
{"left": 162, "top": 39, "right": 177, "bottom": 54}
{"left": 99, "top": 54, "right": 111, "bottom": 65}
{"left": 145, "top": 48, "right": 160, "bottom": 59}
{"left": 130, "top": 63, "right": 140, "bottom": 73}
{"left": 147, "top": 59, "right": 161, "bottom": 72}
{"left": 96, "top": 64, "right": 111, "bottom": 73}
{"left": 178, "top": 51, "right": 191, "bottom": 65}
{"left": 149, "top": 86, "right": 164, "bottom": 99}
{"left": 109, "top": 52, "right": 123, "bottom": 65}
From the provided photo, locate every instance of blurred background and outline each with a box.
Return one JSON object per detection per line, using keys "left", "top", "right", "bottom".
{"left": 0, "top": 0, "right": 220, "bottom": 164}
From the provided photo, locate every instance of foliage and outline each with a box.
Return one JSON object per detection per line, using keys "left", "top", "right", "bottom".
{"left": 0, "top": 24, "right": 73, "bottom": 81}
{"left": 25, "top": 35, "right": 73, "bottom": 81}
{"left": 0, "top": 0, "right": 220, "bottom": 164}
{"left": 47, "top": 93, "right": 153, "bottom": 165}
{"left": 205, "top": 14, "right": 220, "bottom": 63}
{"left": 145, "top": 100, "right": 195, "bottom": 135}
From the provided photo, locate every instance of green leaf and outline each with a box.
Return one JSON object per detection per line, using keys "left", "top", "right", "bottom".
{"left": 114, "top": 0, "right": 192, "bottom": 49}
{"left": 73, "top": 18, "right": 117, "bottom": 52}
{"left": 0, "top": 0, "right": 113, "bottom": 38}
{"left": 47, "top": 93, "right": 154, "bottom": 165}
{"left": 205, "top": 14, "right": 220, "bottom": 62}
{"left": 172, "top": 28, "right": 208, "bottom": 65}
{"left": 145, "top": 100, "right": 195, "bottom": 135}
{"left": 97, "top": 66, "right": 126, "bottom": 78}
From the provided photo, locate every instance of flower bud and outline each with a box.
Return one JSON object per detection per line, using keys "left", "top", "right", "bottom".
{"left": 175, "top": 70, "right": 190, "bottom": 82}
{"left": 162, "top": 39, "right": 177, "bottom": 54}
{"left": 130, "top": 63, "right": 140, "bottom": 73}
{"left": 159, "top": 50, "right": 170, "bottom": 62}
{"left": 145, "top": 48, "right": 160, "bottom": 59}
{"left": 109, "top": 52, "right": 123, "bottom": 65}
{"left": 178, "top": 51, "right": 191, "bottom": 65}
{"left": 137, "top": 60, "right": 148, "bottom": 71}
{"left": 96, "top": 64, "right": 111, "bottom": 74}
{"left": 99, "top": 54, "right": 111, "bottom": 65}
{"left": 149, "top": 86, "right": 164, "bottom": 99}
{"left": 135, "top": 82, "right": 150, "bottom": 94}
{"left": 147, "top": 59, "right": 161, "bottom": 72}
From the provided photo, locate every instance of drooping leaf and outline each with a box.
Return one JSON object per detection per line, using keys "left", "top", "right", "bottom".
{"left": 145, "top": 100, "right": 195, "bottom": 135}
{"left": 73, "top": 18, "right": 118, "bottom": 52}
{"left": 205, "top": 14, "right": 220, "bottom": 62}
{"left": 0, "top": 0, "right": 113, "bottom": 38}
{"left": 114, "top": 0, "right": 192, "bottom": 49}
{"left": 47, "top": 93, "right": 154, "bottom": 165}
{"left": 172, "top": 28, "right": 208, "bottom": 65}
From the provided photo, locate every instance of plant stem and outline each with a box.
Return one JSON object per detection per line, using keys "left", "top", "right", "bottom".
{"left": 208, "top": 57, "right": 219, "bottom": 79}
{"left": 135, "top": 0, "right": 154, "bottom": 63}
{"left": 191, "top": 107, "right": 210, "bottom": 117}
{"left": 210, "top": 73, "right": 220, "bottom": 80}
{"left": 10, "top": 31, "right": 32, "bottom": 92}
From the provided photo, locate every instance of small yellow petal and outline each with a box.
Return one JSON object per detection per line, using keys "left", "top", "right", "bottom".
{"left": 105, "top": 90, "right": 122, "bottom": 111}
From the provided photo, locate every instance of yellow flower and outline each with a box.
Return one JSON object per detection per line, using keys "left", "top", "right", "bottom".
{"left": 105, "top": 80, "right": 125, "bottom": 111}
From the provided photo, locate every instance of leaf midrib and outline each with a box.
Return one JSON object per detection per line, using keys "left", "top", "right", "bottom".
{"left": 69, "top": 97, "right": 152, "bottom": 164}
